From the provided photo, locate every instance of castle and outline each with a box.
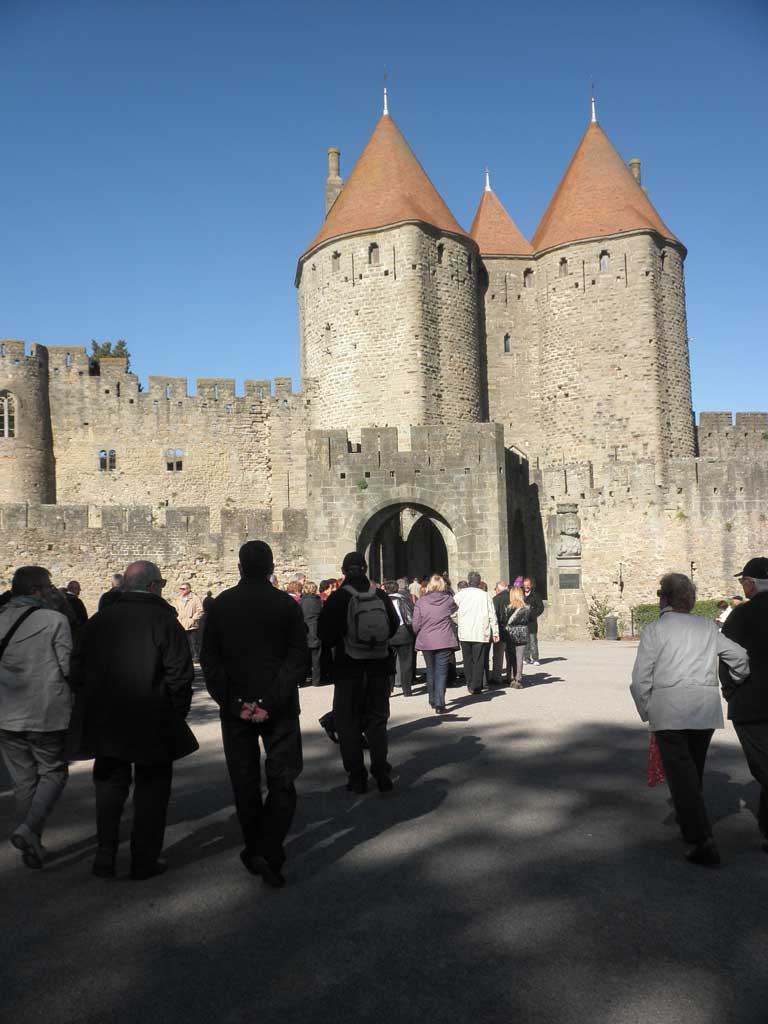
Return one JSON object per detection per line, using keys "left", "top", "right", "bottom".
{"left": 2, "top": 97, "right": 766, "bottom": 635}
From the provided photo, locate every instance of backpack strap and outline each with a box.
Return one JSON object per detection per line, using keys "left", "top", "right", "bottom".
{"left": 0, "top": 607, "right": 39, "bottom": 664}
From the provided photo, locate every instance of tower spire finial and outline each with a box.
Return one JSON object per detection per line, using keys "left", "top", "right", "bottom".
{"left": 383, "top": 67, "right": 389, "bottom": 116}
{"left": 590, "top": 80, "right": 597, "bottom": 123}
{"left": 484, "top": 167, "right": 491, "bottom": 192}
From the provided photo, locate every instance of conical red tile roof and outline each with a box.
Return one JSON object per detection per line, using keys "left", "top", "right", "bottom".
{"left": 470, "top": 188, "right": 532, "bottom": 256}
{"left": 301, "top": 115, "right": 469, "bottom": 258}
{"left": 532, "top": 121, "right": 680, "bottom": 252}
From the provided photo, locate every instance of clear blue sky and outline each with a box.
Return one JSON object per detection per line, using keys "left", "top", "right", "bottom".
{"left": 2, "top": 0, "right": 766, "bottom": 414}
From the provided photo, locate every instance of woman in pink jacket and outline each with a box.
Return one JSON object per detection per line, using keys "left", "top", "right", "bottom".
{"left": 412, "top": 575, "right": 458, "bottom": 714}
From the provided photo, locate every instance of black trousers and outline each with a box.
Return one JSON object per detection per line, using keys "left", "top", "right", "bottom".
{"left": 654, "top": 729, "right": 714, "bottom": 844}
{"left": 461, "top": 641, "right": 490, "bottom": 693}
{"left": 93, "top": 756, "right": 173, "bottom": 869}
{"left": 220, "top": 715, "right": 303, "bottom": 867}
{"left": 333, "top": 664, "right": 391, "bottom": 780}
{"left": 308, "top": 646, "right": 322, "bottom": 685}
{"left": 391, "top": 640, "right": 415, "bottom": 695}
{"left": 733, "top": 721, "right": 768, "bottom": 838}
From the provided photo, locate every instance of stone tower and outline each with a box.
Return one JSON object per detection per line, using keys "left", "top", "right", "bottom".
{"left": 528, "top": 113, "right": 694, "bottom": 470}
{"left": 469, "top": 172, "right": 539, "bottom": 458}
{"left": 0, "top": 340, "right": 56, "bottom": 503}
{"left": 296, "top": 107, "right": 485, "bottom": 442}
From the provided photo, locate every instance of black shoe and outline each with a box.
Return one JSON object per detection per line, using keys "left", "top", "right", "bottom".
{"left": 92, "top": 849, "right": 116, "bottom": 878}
{"left": 435, "top": 706, "right": 448, "bottom": 714}
{"left": 130, "top": 859, "right": 168, "bottom": 880}
{"left": 318, "top": 712, "right": 338, "bottom": 744}
{"left": 346, "top": 773, "right": 368, "bottom": 794}
{"left": 684, "top": 839, "right": 720, "bottom": 867}
{"left": 376, "top": 775, "right": 394, "bottom": 793}
{"left": 240, "top": 850, "right": 286, "bottom": 888}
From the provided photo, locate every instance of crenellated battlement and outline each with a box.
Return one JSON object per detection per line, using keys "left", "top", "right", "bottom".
{"left": 697, "top": 412, "right": 768, "bottom": 459}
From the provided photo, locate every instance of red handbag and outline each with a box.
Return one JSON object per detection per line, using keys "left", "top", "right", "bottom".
{"left": 647, "top": 733, "right": 665, "bottom": 787}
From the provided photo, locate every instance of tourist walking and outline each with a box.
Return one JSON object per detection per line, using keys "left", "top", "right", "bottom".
{"left": 176, "top": 582, "right": 205, "bottom": 662}
{"left": 719, "top": 557, "right": 768, "bottom": 853}
{"left": 62, "top": 580, "right": 88, "bottom": 631}
{"left": 412, "top": 574, "right": 458, "bottom": 714}
{"left": 201, "top": 541, "right": 306, "bottom": 887}
{"left": 300, "top": 581, "right": 323, "bottom": 685}
{"left": 490, "top": 581, "right": 510, "bottom": 684}
{"left": 523, "top": 577, "right": 544, "bottom": 665}
{"left": 318, "top": 551, "right": 399, "bottom": 794}
{"left": 630, "top": 572, "right": 749, "bottom": 866}
{"left": 0, "top": 566, "right": 73, "bottom": 869}
{"left": 505, "top": 586, "right": 530, "bottom": 688}
{"left": 454, "top": 572, "right": 499, "bottom": 694}
{"left": 75, "top": 561, "right": 198, "bottom": 880}
{"left": 385, "top": 581, "right": 415, "bottom": 696}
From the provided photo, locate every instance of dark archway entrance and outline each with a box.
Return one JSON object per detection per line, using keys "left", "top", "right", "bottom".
{"left": 357, "top": 503, "right": 455, "bottom": 583}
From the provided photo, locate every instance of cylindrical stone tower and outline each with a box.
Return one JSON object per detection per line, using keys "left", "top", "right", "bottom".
{"left": 297, "top": 112, "right": 485, "bottom": 441}
{"left": 0, "top": 340, "right": 56, "bottom": 503}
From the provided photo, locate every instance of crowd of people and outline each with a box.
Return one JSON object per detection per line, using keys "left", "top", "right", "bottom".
{"left": 1, "top": 547, "right": 767, "bottom": 887}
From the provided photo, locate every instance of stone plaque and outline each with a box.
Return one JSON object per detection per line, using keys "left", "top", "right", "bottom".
{"left": 559, "top": 573, "right": 581, "bottom": 590}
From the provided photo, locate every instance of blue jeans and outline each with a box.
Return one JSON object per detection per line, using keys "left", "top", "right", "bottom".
{"left": 423, "top": 649, "right": 452, "bottom": 708}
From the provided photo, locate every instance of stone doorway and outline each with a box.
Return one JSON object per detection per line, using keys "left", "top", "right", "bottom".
{"left": 357, "top": 503, "right": 456, "bottom": 583}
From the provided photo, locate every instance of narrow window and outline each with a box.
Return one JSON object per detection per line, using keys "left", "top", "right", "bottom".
{"left": 523, "top": 268, "right": 533, "bottom": 288}
{"left": 0, "top": 343, "right": 5, "bottom": 356}
{"left": 437, "top": 243, "right": 444, "bottom": 265}
{"left": 166, "top": 447, "right": 184, "bottom": 472}
{"left": 503, "top": 334, "right": 511, "bottom": 354}
{"left": 64, "top": 352, "right": 72, "bottom": 368}
{"left": 225, "top": 403, "right": 232, "bottom": 413}
{"left": 165, "top": 383, "right": 171, "bottom": 399}
{"left": 467, "top": 253, "right": 472, "bottom": 273}
{"left": 660, "top": 250, "right": 667, "bottom": 272}
{"left": 108, "top": 449, "right": 117, "bottom": 471}
{"left": 116, "top": 382, "right": 121, "bottom": 397}
{"left": 257, "top": 387, "right": 265, "bottom": 400}
{"left": 368, "top": 243, "right": 380, "bottom": 266}
{"left": 599, "top": 250, "right": 610, "bottom": 272}
{"left": 559, "top": 257, "right": 568, "bottom": 277}
{"left": 0, "top": 391, "right": 16, "bottom": 438}
{"left": 331, "top": 251, "right": 341, "bottom": 272}
{"left": 213, "top": 383, "right": 219, "bottom": 400}
{"left": 98, "top": 449, "right": 108, "bottom": 471}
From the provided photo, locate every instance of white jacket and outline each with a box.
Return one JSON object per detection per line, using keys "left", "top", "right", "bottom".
{"left": 454, "top": 587, "right": 499, "bottom": 643}
{"left": 630, "top": 609, "right": 749, "bottom": 731}
{"left": 0, "top": 599, "right": 73, "bottom": 732}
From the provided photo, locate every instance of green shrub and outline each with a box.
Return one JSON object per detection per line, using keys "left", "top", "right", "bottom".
{"left": 632, "top": 598, "right": 722, "bottom": 634}
{"left": 588, "top": 594, "right": 615, "bottom": 639}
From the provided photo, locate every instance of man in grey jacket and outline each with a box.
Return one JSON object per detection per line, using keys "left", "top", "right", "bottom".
{"left": 0, "top": 565, "right": 73, "bottom": 868}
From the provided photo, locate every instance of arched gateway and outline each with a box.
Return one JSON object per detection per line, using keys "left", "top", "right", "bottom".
{"left": 357, "top": 501, "right": 458, "bottom": 582}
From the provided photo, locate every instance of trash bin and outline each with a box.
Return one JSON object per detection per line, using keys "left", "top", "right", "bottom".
{"left": 604, "top": 615, "right": 619, "bottom": 641}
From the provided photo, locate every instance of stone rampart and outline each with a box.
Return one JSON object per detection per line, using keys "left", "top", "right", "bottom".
{"left": 696, "top": 412, "right": 768, "bottom": 459}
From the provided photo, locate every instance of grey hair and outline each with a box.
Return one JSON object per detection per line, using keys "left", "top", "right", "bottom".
{"left": 659, "top": 572, "right": 696, "bottom": 612}
{"left": 123, "top": 560, "right": 162, "bottom": 592}
{"left": 467, "top": 571, "right": 482, "bottom": 588}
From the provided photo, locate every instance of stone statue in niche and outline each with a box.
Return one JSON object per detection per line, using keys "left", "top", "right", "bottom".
{"left": 556, "top": 506, "right": 582, "bottom": 560}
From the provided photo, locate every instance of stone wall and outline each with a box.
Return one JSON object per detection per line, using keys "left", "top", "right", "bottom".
{"left": 298, "top": 224, "right": 484, "bottom": 444}
{"left": 0, "top": 502, "right": 308, "bottom": 613}
{"left": 42, "top": 346, "right": 308, "bottom": 530}
{"left": 697, "top": 411, "right": 768, "bottom": 460}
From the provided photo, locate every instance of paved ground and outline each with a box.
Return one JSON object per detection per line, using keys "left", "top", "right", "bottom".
{"left": 1, "top": 641, "right": 767, "bottom": 1024}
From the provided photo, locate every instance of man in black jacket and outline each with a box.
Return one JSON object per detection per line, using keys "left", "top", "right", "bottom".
{"left": 720, "top": 556, "right": 768, "bottom": 853}
{"left": 523, "top": 577, "right": 545, "bottom": 665}
{"left": 75, "top": 560, "right": 197, "bottom": 880}
{"left": 201, "top": 541, "right": 306, "bottom": 887}
{"left": 490, "top": 582, "right": 511, "bottom": 685}
{"left": 319, "top": 552, "right": 399, "bottom": 794}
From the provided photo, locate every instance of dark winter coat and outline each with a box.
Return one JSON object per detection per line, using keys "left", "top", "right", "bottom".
{"left": 505, "top": 604, "right": 531, "bottom": 645}
{"left": 74, "top": 592, "right": 197, "bottom": 764}
{"left": 412, "top": 591, "right": 458, "bottom": 651}
{"left": 300, "top": 593, "right": 323, "bottom": 649}
{"left": 493, "top": 589, "right": 510, "bottom": 639}
{"left": 201, "top": 577, "right": 307, "bottom": 721}
{"left": 720, "top": 591, "right": 768, "bottom": 723}
{"left": 524, "top": 590, "right": 545, "bottom": 635}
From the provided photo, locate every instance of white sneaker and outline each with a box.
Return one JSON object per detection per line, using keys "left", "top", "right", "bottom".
{"left": 533, "top": 660, "right": 540, "bottom": 666}
{"left": 10, "top": 823, "right": 45, "bottom": 869}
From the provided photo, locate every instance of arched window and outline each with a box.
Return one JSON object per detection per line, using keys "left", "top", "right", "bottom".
{"left": 98, "top": 449, "right": 108, "bottom": 471}
{"left": 108, "top": 449, "right": 117, "bottom": 471}
{"left": 523, "top": 268, "right": 533, "bottom": 289}
{"left": 0, "top": 391, "right": 16, "bottom": 438}
{"left": 437, "top": 243, "right": 444, "bottom": 265}
{"left": 368, "top": 243, "right": 380, "bottom": 266}
{"left": 503, "top": 334, "right": 511, "bottom": 354}
{"left": 166, "top": 447, "right": 184, "bottom": 472}
{"left": 559, "top": 257, "right": 568, "bottom": 277}
{"left": 331, "top": 251, "right": 341, "bottom": 272}
{"left": 599, "top": 250, "right": 610, "bottom": 272}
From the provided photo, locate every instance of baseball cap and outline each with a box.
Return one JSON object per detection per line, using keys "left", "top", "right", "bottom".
{"left": 341, "top": 551, "right": 367, "bottom": 573}
{"left": 735, "top": 557, "right": 768, "bottom": 580}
